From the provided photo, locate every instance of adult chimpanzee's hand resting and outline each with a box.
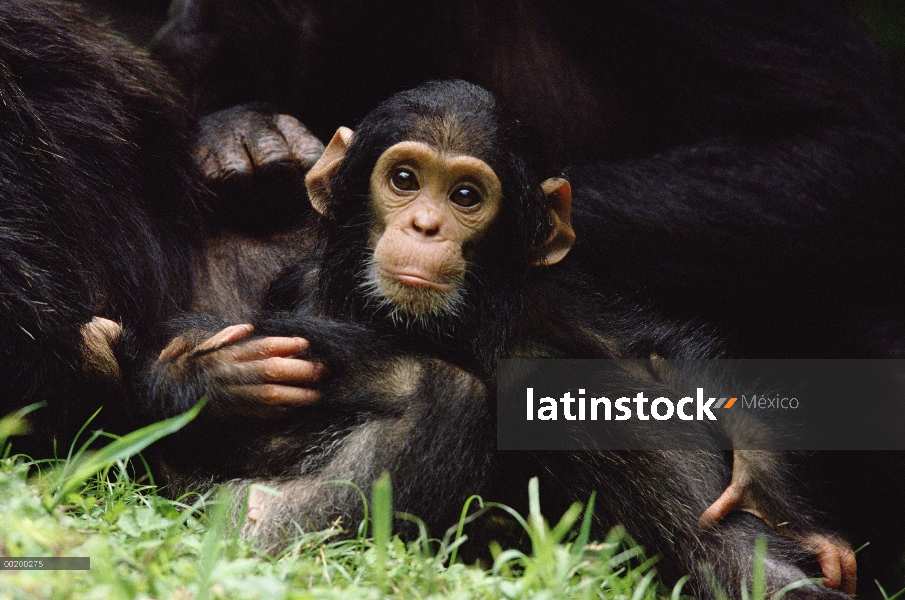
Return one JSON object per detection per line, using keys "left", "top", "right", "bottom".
{"left": 195, "top": 106, "right": 324, "bottom": 184}
{"left": 155, "top": 323, "right": 326, "bottom": 418}
{"left": 193, "top": 106, "right": 325, "bottom": 226}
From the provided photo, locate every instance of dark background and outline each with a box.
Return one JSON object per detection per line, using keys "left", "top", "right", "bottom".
{"left": 74, "top": 0, "right": 169, "bottom": 46}
{"left": 852, "top": 0, "right": 905, "bottom": 73}
{"left": 74, "top": 0, "right": 905, "bottom": 76}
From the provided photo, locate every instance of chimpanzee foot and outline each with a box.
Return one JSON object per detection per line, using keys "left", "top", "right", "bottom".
{"left": 699, "top": 450, "right": 856, "bottom": 595}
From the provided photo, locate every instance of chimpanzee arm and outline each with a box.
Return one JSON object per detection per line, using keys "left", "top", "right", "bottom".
{"left": 139, "top": 310, "right": 408, "bottom": 478}
{"left": 142, "top": 308, "right": 399, "bottom": 422}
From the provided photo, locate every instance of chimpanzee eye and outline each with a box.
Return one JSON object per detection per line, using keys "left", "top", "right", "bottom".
{"left": 450, "top": 185, "right": 482, "bottom": 208}
{"left": 390, "top": 168, "right": 419, "bottom": 192}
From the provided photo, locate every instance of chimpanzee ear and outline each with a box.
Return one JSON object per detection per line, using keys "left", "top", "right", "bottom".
{"left": 305, "top": 126, "right": 354, "bottom": 217}
{"left": 535, "top": 177, "right": 575, "bottom": 266}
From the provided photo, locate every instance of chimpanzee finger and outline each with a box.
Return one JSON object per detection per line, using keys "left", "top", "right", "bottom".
{"left": 193, "top": 143, "right": 224, "bottom": 182}
{"left": 246, "top": 126, "right": 293, "bottom": 171}
{"left": 195, "top": 109, "right": 258, "bottom": 181}
{"left": 235, "top": 356, "right": 326, "bottom": 385}
{"left": 227, "top": 384, "right": 321, "bottom": 405}
{"left": 193, "top": 323, "right": 256, "bottom": 355}
{"left": 81, "top": 316, "right": 122, "bottom": 348}
{"left": 839, "top": 543, "right": 857, "bottom": 595}
{"left": 814, "top": 539, "right": 842, "bottom": 590}
{"left": 225, "top": 336, "right": 310, "bottom": 361}
{"left": 159, "top": 325, "right": 253, "bottom": 362}
{"left": 247, "top": 487, "right": 265, "bottom": 522}
{"left": 158, "top": 336, "right": 195, "bottom": 362}
{"left": 274, "top": 114, "right": 325, "bottom": 169}
{"left": 215, "top": 143, "right": 255, "bottom": 180}
{"left": 199, "top": 128, "right": 253, "bottom": 181}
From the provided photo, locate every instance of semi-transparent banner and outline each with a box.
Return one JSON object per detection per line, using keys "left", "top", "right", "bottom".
{"left": 496, "top": 359, "right": 905, "bottom": 450}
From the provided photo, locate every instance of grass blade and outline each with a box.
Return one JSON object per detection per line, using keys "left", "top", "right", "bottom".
{"left": 46, "top": 399, "right": 205, "bottom": 509}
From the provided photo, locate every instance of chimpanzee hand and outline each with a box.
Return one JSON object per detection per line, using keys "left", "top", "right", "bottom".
{"left": 195, "top": 106, "right": 324, "bottom": 182}
{"left": 699, "top": 450, "right": 857, "bottom": 595}
{"left": 194, "top": 105, "right": 325, "bottom": 228}
{"left": 157, "top": 323, "right": 327, "bottom": 417}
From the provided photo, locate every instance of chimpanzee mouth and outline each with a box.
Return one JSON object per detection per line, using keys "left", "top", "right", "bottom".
{"left": 389, "top": 271, "right": 456, "bottom": 292}
{"left": 360, "top": 260, "right": 467, "bottom": 328}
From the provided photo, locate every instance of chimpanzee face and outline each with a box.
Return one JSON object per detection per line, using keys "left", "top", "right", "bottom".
{"left": 306, "top": 123, "right": 573, "bottom": 325}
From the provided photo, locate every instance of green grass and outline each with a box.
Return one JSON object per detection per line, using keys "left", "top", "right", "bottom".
{"left": 0, "top": 460, "right": 669, "bottom": 599}
{"left": 0, "top": 409, "right": 680, "bottom": 600}
{"left": 0, "top": 411, "right": 896, "bottom": 600}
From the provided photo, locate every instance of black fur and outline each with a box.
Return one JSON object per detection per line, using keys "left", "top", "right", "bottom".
{"left": 0, "top": 0, "right": 203, "bottom": 451}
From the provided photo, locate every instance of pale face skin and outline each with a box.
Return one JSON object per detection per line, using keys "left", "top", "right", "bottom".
{"left": 366, "top": 141, "right": 504, "bottom": 318}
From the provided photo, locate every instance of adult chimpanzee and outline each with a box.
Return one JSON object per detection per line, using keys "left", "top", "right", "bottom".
{"left": 150, "top": 0, "right": 905, "bottom": 359}
{"left": 145, "top": 81, "right": 857, "bottom": 600}
{"left": 0, "top": 0, "right": 203, "bottom": 454}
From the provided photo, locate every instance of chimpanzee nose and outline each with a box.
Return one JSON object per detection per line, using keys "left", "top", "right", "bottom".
{"left": 410, "top": 205, "right": 442, "bottom": 237}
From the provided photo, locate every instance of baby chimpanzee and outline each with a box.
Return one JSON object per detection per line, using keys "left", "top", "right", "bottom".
{"left": 147, "top": 81, "right": 852, "bottom": 599}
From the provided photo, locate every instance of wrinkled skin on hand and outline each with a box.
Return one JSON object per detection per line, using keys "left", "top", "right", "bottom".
{"left": 156, "top": 323, "right": 327, "bottom": 419}
{"left": 195, "top": 105, "right": 324, "bottom": 230}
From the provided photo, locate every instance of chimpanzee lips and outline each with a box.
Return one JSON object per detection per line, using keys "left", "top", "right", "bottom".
{"left": 363, "top": 263, "right": 466, "bottom": 322}
{"left": 390, "top": 271, "right": 456, "bottom": 292}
